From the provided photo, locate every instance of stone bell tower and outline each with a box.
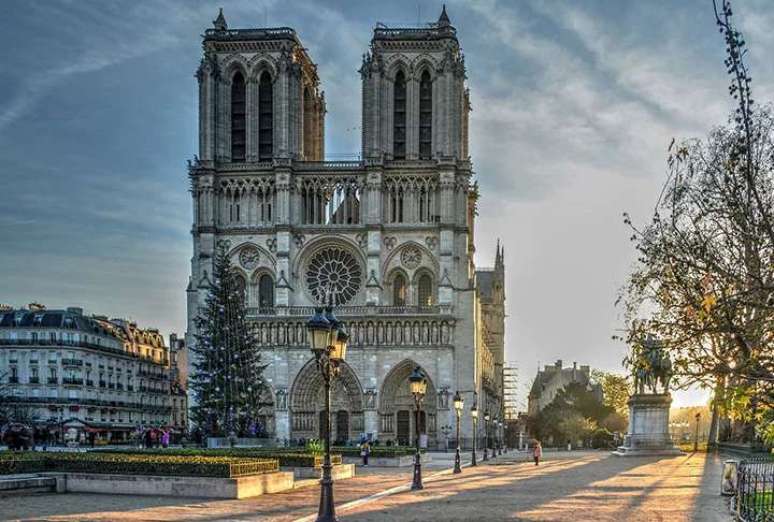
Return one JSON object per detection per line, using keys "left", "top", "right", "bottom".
{"left": 360, "top": 5, "right": 470, "bottom": 162}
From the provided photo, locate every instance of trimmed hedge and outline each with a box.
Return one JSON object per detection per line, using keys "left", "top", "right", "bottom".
{"left": 92, "top": 448, "right": 342, "bottom": 468}
{"left": 332, "top": 446, "right": 422, "bottom": 457}
{"left": 0, "top": 451, "right": 278, "bottom": 478}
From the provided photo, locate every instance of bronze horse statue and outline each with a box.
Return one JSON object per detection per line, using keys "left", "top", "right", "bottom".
{"left": 630, "top": 337, "right": 672, "bottom": 395}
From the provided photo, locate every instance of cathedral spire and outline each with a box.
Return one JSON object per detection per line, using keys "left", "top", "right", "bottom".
{"left": 213, "top": 8, "right": 227, "bottom": 31}
{"left": 438, "top": 4, "right": 451, "bottom": 27}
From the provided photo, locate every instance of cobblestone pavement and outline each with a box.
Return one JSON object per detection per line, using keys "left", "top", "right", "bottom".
{"left": 0, "top": 452, "right": 730, "bottom": 521}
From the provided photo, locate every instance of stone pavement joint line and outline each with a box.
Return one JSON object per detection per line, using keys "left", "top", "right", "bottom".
{"left": 292, "top": 456, "right": 481, "bottom": 522}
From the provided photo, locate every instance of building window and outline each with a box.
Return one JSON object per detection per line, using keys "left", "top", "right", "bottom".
{"left": 231, "top": 273, "right": 247, "bottom": 305}
{"left": 419, "top": 70, "right": 432, "bottom": 160}
{"left": 393, "top": 71, "right": 407, "bottom": 159}
{"left": 230, "top": 71, "right": 246, "bottom": 162}
{"left": 393, "top": 274, "right": 407, "bottom": 306}
{"left": 258, "top": 274, "right": 274, "bottom": 308}
{"left": 418, "top": 274, "right": 433, "bottom": 306}
{"left": 258, "top": 72, "right": 273, "bottom": 160}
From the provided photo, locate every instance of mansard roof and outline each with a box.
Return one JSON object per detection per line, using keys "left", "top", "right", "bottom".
{"left": 0, "top": 308, "right": 112, "bottom": 337}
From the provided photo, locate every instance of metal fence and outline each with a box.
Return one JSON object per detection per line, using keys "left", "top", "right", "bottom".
{"left": 736, "top": 457, "right": 774, "bottom": 521}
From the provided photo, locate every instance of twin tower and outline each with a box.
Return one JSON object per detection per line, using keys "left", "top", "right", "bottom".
{"left": 188, "top": 6, "right": 505, "bottom": 444}
{"left": 195, "top": 6, "right": 469, "bottom": 165}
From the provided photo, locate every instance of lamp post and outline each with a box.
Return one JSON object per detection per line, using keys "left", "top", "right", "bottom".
{"left": 307, "top": 305, "right": 349, "bottom": 522}
{"left": 497, "top": 419, "right": 503, "bottom": 455}
{"left": 693, "top": 412, "right": 701, "bottom": 452}
{"left": 482, "top": 409, "right": 490, "bottom": 461}
{"left": 409, "top": 366, "right": 427, "bottom": 491}
{"left": 470, "top": 402, "right": 478, "bottom": 466}
{"left": 453, "top": 391, "right": 463, "bottom": 474}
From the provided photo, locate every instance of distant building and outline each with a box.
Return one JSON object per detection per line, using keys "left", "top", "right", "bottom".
{"left": 0, "top": 305, "right": 188, "bottom": 443}
{"left": 527, "top": 360, "right": 602, "bottom": 416}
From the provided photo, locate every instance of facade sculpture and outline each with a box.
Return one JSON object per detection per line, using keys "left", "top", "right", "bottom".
{"left": 186, "top": 6, "right": 506, "bottom": 448}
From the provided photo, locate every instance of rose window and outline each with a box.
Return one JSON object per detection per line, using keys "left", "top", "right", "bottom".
{"left": 305, "top": 247, "right": 363, "bottom": 305}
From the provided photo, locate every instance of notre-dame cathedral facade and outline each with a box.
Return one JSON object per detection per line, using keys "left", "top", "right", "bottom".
{"left": 186, "top": 6, "right": 505, "bottom": 447}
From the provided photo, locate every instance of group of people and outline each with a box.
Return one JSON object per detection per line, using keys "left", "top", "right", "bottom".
{"left": 139, "top": 427, "right": 171, "bottom": 449}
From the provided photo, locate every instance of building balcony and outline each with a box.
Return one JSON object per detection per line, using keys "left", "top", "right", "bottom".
{"left": 63, "top": 378, "right": 84, "bottom": 386}
{"left": 86, "top": 379, "right": 94, "bottom": 387}
{"left": 29, "top": 377, "right": 39, "bottom": 384}
{"left": 61, "top": 358, "right": 83, "bottom": 367}
{"left": 9, "top": 377, "right": 19, "bottom": 384}
{"left": 47, "top": 378, "right": 58, "bottom": 385}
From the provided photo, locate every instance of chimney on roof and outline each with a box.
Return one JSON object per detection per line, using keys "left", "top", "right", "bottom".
{"left": 573, "top": 362, "right": 577, "bottom": 380}
{"left": 580, "top": 365, "right": 590, "bottom": 375}
{"left": 555, "top": 360, "right": 563, "bottom": 369}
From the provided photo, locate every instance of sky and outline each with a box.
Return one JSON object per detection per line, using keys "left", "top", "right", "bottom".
{"left": 2, "top": 0, "right": 774, "bottom": 408}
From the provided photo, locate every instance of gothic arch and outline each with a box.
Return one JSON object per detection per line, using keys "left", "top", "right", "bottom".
{"left": 378, "top": 359, "right": 438, "bottom": 413}
{"left": 227, "top": 241, "right": 276, "bottom": 270}
{"left": 377, "top": 359, "right": 438, "bottom": 444}
{"left": 221, "top": 54, "right": 250, "bottom": 84}
{"left": 381, "top": 240, "right": 437, "bottom": 282}
{"left": 411, "top": 55, "right": 439, "bottom": 80}
{"left": 247, "top": 55, "right": 278, "bottom": 82}
{"left": 290, "top": 358, "right": 365, "bottom": 442}
{"left": 385, "top": 55, "right": 411, "bottom": 81}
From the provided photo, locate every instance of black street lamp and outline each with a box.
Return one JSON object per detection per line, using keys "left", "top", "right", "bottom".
{"left": 482, "top": 409, "right": 490, "bottom": 461}
{"left": 453, "top": 391, "right": 463, "bottom": 474}
{"left": 693, "top": 412, "right": 701, "bottom": 452}
{"left": 307, "top": 305, "right": 349, "bottom": 522}
{"left": 498, "top": 420, "right": 503, "bottom": 456}
{"left": 409, "top": 366, "right": 427, "bottom": 491}
{"left": 470, "top": 402, "right": 478, "bottom": 466}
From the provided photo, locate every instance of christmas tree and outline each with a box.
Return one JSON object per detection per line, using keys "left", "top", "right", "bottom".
{"left": 190, "top": 242, "right": 268, "bottom": 437}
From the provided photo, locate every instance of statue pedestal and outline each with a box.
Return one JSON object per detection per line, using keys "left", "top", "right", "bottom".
{"left": 613, "top": 394, "right": 683, "bottom": 457}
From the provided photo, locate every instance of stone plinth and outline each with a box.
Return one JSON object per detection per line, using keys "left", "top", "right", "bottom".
{"left": 45, "top": 471, "right": 295, "bottom": 499}
{"left": 613, "top": 393, "right": 683, "bottom": 457}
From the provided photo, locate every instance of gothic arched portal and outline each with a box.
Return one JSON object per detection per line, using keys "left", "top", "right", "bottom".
{"left": 378, "top": 359, "right": 438, "bottom": 446}
{"left": 290, "top": 359, "right": 364, "bottom": 444}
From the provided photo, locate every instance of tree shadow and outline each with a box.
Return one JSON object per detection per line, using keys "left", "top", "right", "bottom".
{"left": 336, "top": 454, "right": 696, "bottom": 521}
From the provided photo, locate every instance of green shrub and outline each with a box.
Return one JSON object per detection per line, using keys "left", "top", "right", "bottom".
{"left": 332, "top": 446, "right": 421, "bottom": 457}
{"left": 0, "top": 451, "right": 278, "bottom": 478}
{"left": 91, "top": 448, "right": 342, "bottom": 467}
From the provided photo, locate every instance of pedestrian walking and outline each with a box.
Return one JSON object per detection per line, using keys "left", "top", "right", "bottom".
{"left": 533, "top": 440, "right": 542, "bottom": 466}
{"left": 360, "top": 440, "right": 370, "bottom": 466}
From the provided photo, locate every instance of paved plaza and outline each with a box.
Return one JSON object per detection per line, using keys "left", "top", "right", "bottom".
{"left": 0, "top": 451, "right": 730, "bottom": 521}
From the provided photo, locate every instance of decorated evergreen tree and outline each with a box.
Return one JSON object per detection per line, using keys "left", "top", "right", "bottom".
{"left": 189, "top": 241, "right": 267, "bottom": 437}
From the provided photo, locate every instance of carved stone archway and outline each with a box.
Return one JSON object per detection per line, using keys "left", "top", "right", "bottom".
{"left": 378, "top": 359, "right": 438, "bottom": 446}
{"left": 290, "top": 359, "right": 364, "bottom": 443}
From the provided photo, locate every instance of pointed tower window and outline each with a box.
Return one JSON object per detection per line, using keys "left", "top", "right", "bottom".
{"left": 419, "top": 70, "right": 432, "bottom": 160}
{"left": 393, "top": 274, "right": 407, "bottom": 306}
{"left": 230, "top": 72, "right": 246, "bottom": 162}
{"left": 393, "top": 71, "right": 407, "bottom": 159}
{"left": 259, "top": 72, "right": 273, "bottom": 160}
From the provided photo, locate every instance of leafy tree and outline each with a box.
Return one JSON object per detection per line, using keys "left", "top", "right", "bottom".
{"left": 591, "top": 370, "right": 632, "bottom": 417}
{"left": 189, "top": 243, "right": 268, "bottom": 437}
{"left": 558, "top": 412, "right": 596, "bottom": 448}
{"left": 600, "top": 412, "right": 628, "bottom": 434}
{"left": 529, "top": 382, "right": 613, "bottom": 444}
{"left": 618, "top": 0, "right": 773, "bottom": 443}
